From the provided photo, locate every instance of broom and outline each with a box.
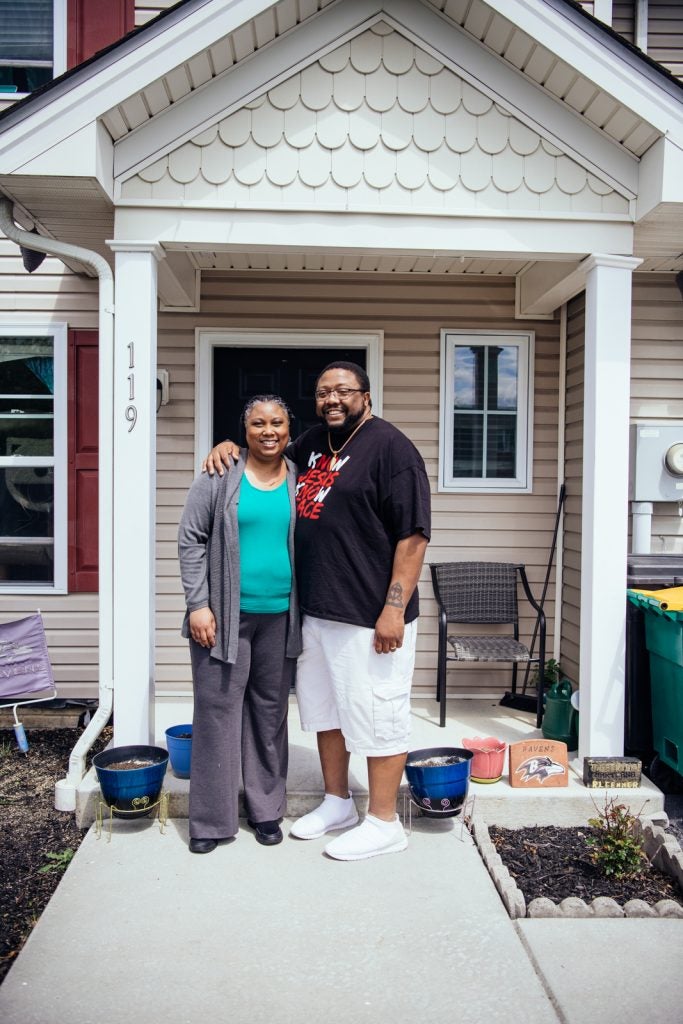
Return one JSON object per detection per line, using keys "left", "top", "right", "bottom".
{"left": 500, "top": 483, "right": 566, "bottom": 712}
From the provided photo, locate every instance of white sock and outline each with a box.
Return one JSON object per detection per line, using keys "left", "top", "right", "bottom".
{"left": 323, "top": 793, "right": 353, "bottom": 805}
{"left": 366, "top": 813, "right": 400, "bottom": 832}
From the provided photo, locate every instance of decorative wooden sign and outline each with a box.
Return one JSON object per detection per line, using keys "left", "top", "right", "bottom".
{"left": 583, "top": 757, "right": 642, "bottom": 789}
{"left": 509, "top": 739, "right": 569, "bottom": 788}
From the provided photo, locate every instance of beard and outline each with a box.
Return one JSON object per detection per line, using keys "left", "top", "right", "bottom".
{"left": 322, "top": 403, "right": 367, "bottom": 437}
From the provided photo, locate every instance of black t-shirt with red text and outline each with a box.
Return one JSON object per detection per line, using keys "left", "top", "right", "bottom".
{"left": 289, "top": 417, "right": 431, "bottom": 629}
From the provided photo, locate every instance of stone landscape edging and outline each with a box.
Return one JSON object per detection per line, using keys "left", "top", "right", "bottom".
{"left": 471, "top": 813, "right": 683, "bottom": 920}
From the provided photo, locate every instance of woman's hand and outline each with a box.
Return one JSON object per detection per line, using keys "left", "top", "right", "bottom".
{"left": 189, "top": 607, "right": 216, "bottom": 648}
{"left": 202, "top": 441, "right": 240, "bottom": 476}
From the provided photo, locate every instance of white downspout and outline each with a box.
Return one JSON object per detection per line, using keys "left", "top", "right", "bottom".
{"left": 0, "top": 198, "right": 114, "bottom": 812}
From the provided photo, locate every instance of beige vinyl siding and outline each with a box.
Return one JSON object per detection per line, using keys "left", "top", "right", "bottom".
{"left": 0, "top": 236, "right": 99, "bottom": 698}
{"left": 135, "top": 1, "right": 176, "bottom": 27}
{"left": 631, "top": 274, "right": 683, "bottom": 552}
{"left": 613, "top": 4, "right": 635, "bottom": 44}
{"left": 560, "top": 293, "right": 585, "bottom": 687}
{"left": 648, "top": 2, "right": 683, "bottom": 80}
{"left": 158, "top": 272, "right": 563, "bottom": 699}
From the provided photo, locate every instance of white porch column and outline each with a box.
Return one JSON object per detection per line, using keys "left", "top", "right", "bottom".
{"left": 109, "top": 242, "right": 163, "bottom": 746}
{"left": 579, "top": 254, "right": 641, "bottom": 761}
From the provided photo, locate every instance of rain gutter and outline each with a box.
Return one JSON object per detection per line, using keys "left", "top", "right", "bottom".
{"left": 0, "top": 198, "right": 114, "bottom": 811}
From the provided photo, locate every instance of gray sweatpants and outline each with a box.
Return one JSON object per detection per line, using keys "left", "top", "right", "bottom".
{"left": 188, "top": 611, "right": 294, "bottom": 839}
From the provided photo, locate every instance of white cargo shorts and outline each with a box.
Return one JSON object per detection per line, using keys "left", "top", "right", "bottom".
{"left": 295, "top": 615, "right": 417, "bottom": 757}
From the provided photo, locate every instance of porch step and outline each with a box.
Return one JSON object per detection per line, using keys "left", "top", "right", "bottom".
{"left": 74, "top": 698, "right": 665, "bottom": 829}
{"left": 74, "top": 766, "right": 664, "bottom": 829}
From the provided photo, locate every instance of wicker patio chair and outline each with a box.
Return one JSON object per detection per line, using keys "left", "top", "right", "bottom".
{"left": 429, "top": 562, "right": 545, "bottom": 729}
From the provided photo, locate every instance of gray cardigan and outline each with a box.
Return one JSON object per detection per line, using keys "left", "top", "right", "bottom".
{"left": 178, "top": 452, "right": 302, "bottom": 664}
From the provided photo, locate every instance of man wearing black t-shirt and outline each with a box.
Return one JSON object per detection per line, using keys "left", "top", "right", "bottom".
{"left": 205, "top": 362, "right": 430, "bottom": 860}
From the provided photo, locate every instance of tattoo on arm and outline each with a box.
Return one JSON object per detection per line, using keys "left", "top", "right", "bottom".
{"left": 385, "top": 582, "right": 404, "bottom": 609}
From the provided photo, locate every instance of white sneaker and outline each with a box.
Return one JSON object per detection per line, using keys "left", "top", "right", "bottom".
{"left": 324, "top": 814, "right": 407, "bottom": 861}
{"left": 290, "top": 794, "right": 359, "bottom": 840}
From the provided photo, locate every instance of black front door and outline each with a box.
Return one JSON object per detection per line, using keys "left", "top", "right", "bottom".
{"left": 212, "top": 346, "right": 368, "bottom": 445}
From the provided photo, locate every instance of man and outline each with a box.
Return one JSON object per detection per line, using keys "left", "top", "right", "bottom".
{"left": 205, "top": 362, "right": 430, "bottom": 860}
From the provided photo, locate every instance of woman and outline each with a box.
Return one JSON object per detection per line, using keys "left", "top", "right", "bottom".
{"left": 178, "top": 395, "right": 301, "bottom": 853}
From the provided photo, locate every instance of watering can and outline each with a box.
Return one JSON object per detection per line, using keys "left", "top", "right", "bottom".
{"left": 541, "top": 678, "right": 578, "bottom": 751}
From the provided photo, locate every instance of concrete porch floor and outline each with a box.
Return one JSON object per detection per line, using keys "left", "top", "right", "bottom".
{"left": 75, "top": 697, "right": 664, "bottom": 828}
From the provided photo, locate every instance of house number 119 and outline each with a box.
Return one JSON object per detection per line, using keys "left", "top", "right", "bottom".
{"left": 125, "top": 342, "right": 137, "bottom": 432}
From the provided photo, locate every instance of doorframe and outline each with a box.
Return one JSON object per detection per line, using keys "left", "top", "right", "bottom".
{"left": 194, "top": 329, "right": 384, "bottom": 472}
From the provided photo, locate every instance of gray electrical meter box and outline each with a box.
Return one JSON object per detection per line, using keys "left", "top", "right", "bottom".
{"left": 629, "top": 423, "right": 683, "bottom": 501}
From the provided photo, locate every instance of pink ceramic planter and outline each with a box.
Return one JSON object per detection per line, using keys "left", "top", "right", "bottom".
{"left": 461, "top": 736, "right": 507, "bottom": 783}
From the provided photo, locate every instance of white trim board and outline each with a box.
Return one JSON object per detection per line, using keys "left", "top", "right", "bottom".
{"left": 114, "top": 207, "right": 634, "bottom": 258}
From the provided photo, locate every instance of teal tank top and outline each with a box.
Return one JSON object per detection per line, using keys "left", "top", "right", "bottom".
{"left": 238, "top": 474, "right": 292, "bottom": 613}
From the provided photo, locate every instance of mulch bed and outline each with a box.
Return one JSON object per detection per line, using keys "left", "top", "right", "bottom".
{"left": 0, "top": 725, "right": 111, "bottom": 984}
{"left": 489, "top": 824, "right": 683, "bottom": 906}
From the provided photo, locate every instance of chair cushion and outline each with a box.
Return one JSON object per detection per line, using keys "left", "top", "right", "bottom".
{"left": 446, "top": 635, "right": 530, "bottom": 662}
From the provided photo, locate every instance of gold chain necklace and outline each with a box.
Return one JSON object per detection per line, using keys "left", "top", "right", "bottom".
{"left": 328, "top": 414, "right": 371, "bottom": 469}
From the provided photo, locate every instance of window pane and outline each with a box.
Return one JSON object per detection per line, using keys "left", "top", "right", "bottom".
{"left": 486, "top": 415, "right": 517, "bottom": 478}
{"left": 0, "top": 466, "right": 54, "bottom": 537}
{"left": 0, "top": 339, "right": 54, "bottom": 456}
{"left": 487, "top": 346, "right": 518, "bottom": 411}
{"left": 453, "top": 346, "right": 484, "bottom": 410}
{"left": 453, "top": 413, "right": 483, "bottom": 477}
{"left": 0, "top": 540, "right": 54, "bottom": 584}
{"left": 0, "top": 1, "right": 53, "bottom": 61}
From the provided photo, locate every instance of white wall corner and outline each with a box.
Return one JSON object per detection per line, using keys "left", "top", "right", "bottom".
{"left": 592, "top": 0, "right": 613, "bottom": 26}
{"left": 96, "top": 120, "right": 115, "bottom": 201}
{"left": 637, "top": 136, "right": 683, "bottom": 221}
{"left": 158, "top": 251, "right": 201, "bottom": 312}
{"left": 13, "top": 120, "right": 105, "bottom": 182}
{"left": 516, "top": 260, "right": 583, "bottom": 319}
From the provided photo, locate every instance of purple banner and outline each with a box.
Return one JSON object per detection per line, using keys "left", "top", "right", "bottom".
{"left": 0, "top": 614, "right": 55, "bottom": 698}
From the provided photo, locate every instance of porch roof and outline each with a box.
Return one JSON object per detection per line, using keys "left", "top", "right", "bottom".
{"left": 0, "top": 0, "right": 681, "bottom": 303}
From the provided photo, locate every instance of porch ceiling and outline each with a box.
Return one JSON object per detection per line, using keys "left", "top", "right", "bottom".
{"left": 188, "top": 249, "right": 683, "bottom": 276}
{"left": 0, "top": 174, "right": 115, "bottom": 271}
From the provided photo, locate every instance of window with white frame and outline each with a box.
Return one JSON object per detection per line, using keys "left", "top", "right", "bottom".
{"left": 0, "top": 326, "right": 67, "bottom": 591}
{"left": 439, "top": 330, "right": 533, "bottom": 492}
{"left": 0, "top": 0, "right": 66, "bottom": 97}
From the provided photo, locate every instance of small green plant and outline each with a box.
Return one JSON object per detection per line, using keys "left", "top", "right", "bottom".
{"left": 532, "top": 658, "right": 563, "bottom": 689}
{"left": 38, "top": 849, "right": 75, "bottom": 875}
{"left": 585, "top": 797, "right": 647, "bottom": 880}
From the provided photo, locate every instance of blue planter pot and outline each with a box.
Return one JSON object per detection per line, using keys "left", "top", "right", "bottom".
{"left": 93, "top": 745, "right": 168, "bottom": 817}
{"left": 405, "top": 746, "right": 473, "bottom": 817}
{"left": 165, "top": 724, "right": 193, "bottom": 779}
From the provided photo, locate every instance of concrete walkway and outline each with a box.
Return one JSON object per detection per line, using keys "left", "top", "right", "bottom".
{"left": 1, "top": 814, "right": 682, "bottom": 1024}
{"left": 1, "top": 698, "right": 682, "bottom": 1023}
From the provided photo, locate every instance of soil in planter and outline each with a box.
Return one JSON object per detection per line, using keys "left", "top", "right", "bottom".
{"left": 489, "top": 825, "right": 683, "bottom": 906}
{"left": 408, "top": 755, "right": 465, "bottom": 767}
{"left": 104, "top": 759, "right": 155, "bottom": 771}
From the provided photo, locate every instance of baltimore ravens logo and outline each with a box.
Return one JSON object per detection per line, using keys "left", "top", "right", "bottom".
{"left": 515, "top": 755, "right": 566, "bottom": 784}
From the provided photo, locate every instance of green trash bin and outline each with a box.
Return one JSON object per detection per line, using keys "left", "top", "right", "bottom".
{"left": 627, "top": 590, "right": 683, "bottom": 777}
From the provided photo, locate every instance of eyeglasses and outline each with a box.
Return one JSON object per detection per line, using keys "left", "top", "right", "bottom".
{"left": 314, "top": 387, "right": 365, "bottom": 400}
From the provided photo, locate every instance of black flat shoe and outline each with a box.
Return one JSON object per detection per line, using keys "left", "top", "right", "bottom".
{"left": 247, "top": 819, "right": 283, "bottom": 846}
{"left": 189, "top": 837, "right": 217, "bottom": 854}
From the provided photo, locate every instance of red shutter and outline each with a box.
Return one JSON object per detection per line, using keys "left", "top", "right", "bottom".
{"left": 67, "top": 1, "right": 135, "bottom": 68}
{"left": 68, "top": 330, "right": 98, "bottom": 592}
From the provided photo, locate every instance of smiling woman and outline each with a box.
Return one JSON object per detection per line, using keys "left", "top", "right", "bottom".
{"left": 177, "top": 394, "right": 302, "bottom": 855}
